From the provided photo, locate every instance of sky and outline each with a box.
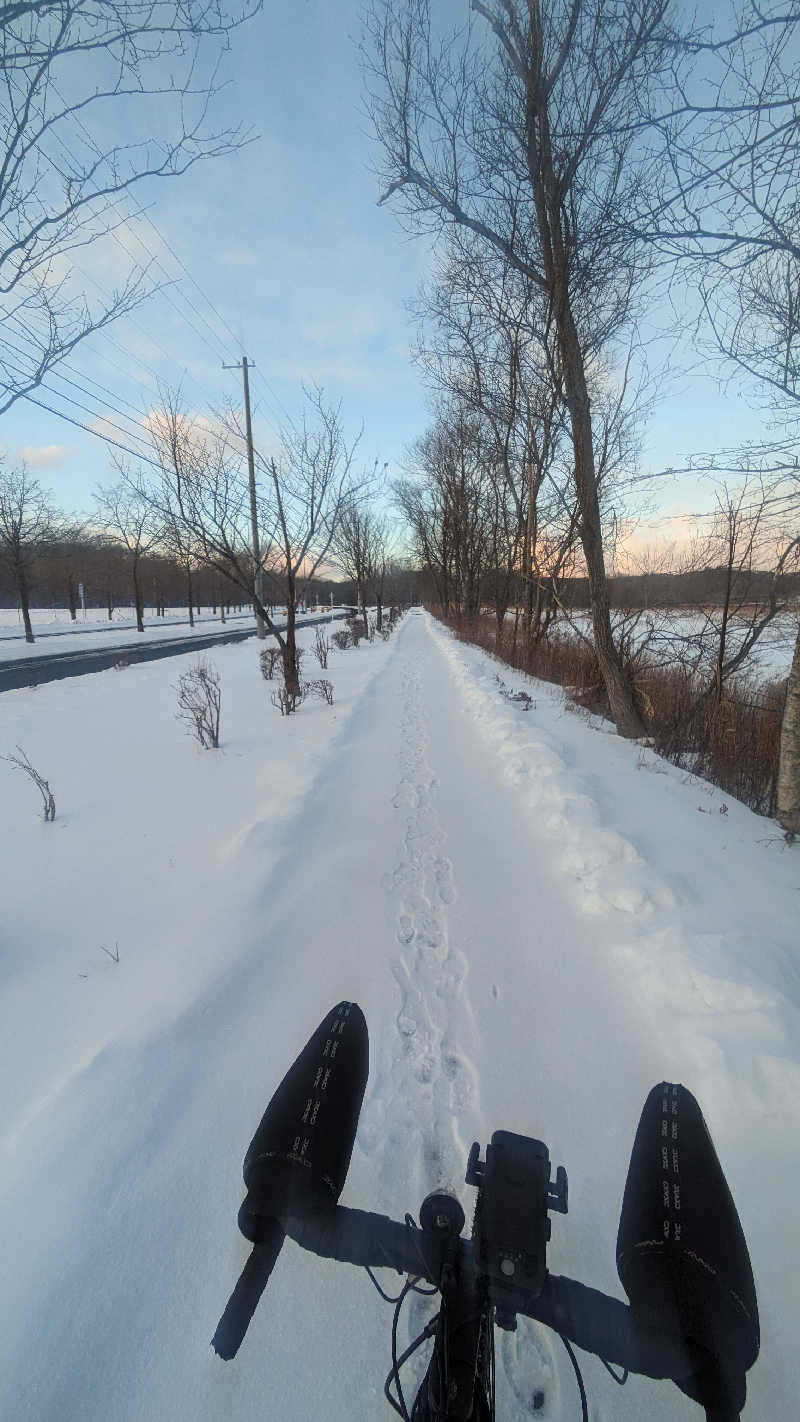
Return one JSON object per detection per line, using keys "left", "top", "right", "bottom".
{"left": 0, "top": 0, "right": 785, "bottom": 558}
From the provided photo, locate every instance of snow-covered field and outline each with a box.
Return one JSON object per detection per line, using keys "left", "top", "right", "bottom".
{"left": 1, "top": 612, "right": 798, "bottom": 1421}
{"left": 0, "top": 605, "right": 338, "bottom": 662}
{"left": 506, "top": 608, "right": 799, "bottom": 684}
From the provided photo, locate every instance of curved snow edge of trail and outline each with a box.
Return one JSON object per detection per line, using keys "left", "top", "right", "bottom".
{"left": 426, "top": 614, "right": 679, "bottom": 921}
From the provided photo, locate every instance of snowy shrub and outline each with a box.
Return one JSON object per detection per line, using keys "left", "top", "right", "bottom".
{"left": 331, "top": 629, "right": 352, "bottom": 651}
{"left": 304, "top": 678, "right": 334, "bottom": 706}
{"left": 270, "top": 683, "right": 302, "bottom": 716}
{"left": 313, "top": 627, "right": 329, "bottom": 669}
{"left": 2, "top": 745, "right": 56, "bottom": 821}
{"left": 259, "top": 646, "right": 281, "bottom": 680}
{"left": 176, "top": 658, "right": 221, "bottom": 749}
{"left": 367, "top": 618, "right": 376, "bottom": 642}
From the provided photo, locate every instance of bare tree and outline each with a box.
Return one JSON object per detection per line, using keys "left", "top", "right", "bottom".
{"left": 256, "top": 388, "right": 362, "bottom": 697}
{"left": 0, "top": 0, "right": 260, "bottom": 414}
{"left": 138, "top": 385, "right": 361, "bottom": 700}
{"left": 95, "top": 479, "right": 160, "bottom": 632}
{"left": 629, "top": 2, "right": 800, "bottom": 827}
{"left": 333, "top": 503, "right": 373, "bottom": 637}
{"left": 643, "top": 5, "right": 800, "bottom": 274}
{"left": 410, "top": 235, "right": 582, "bottom": 644}
{"left": 0, "top": 463, "right": 63, "bottom": 641}
{"left": 363, "top": 0, "right": 683, "bottom": 734}
{"left": 363, "top": 511, "right": 396, "bottom": 633}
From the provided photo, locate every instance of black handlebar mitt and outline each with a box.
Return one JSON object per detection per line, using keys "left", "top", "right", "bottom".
{"left": 238, "top": 1002, "right": 369, "bottom": 1243}
{"left": 616, "top": 1083, "right": 759, "bottom": 1413}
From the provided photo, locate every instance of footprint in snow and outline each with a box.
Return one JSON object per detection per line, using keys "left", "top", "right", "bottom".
{"left": 397, "top": 915, "right": 415, "bottom": 945}
{"left": 434, "top": 856, "right": 456, "bottom": 904}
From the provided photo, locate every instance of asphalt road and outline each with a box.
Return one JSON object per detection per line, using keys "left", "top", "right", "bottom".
{"left": 0, "top": 614, "right": 349, "bottom": 694}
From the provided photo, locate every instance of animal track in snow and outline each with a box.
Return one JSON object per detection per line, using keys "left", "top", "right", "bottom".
{"left": 363, "top": 655, "right": 481, "bottom": 1221}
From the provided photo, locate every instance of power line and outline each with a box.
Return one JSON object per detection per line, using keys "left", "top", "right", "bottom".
{"left": 6, "top": 311, "right": 261, "bottom": 472}
{"left": 139, "top": 210, "right": 242, "bottom": 347}
{"left": 46, "top": 85, "right": 304, "bottom": 443}
{"left": 2, "top": 353, "right": 158, "bottom": 458}
{"left": 5, "top": 323, "right": 158, "bottom": 445}
{"left": 47, "top": 79, "right": 241, "bottom": 365}
{"left": 2, "top": 83, "right": 293, "bottom": 464}
{"left": 21, "top": 392, "right": 164, "bottom": 473}
{"left": 251, "top": 364, "right": 298, "bottom": 435}
{"left": 0, "top": 94, "right": 234, "bottom": 414}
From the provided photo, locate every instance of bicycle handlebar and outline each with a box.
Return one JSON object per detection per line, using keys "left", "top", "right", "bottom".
{"left": 214, "top": 1002, "right": 758, "bottom": 1420}
{"left": 282, "top": 1205, "right": 703, "bottom": 1387}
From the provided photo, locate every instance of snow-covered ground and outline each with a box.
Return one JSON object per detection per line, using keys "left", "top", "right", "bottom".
{"left": 505, "top": 608, "right": 799, "bottom": 685}
{"left": 0, "top": 604, "right": 340, "bottom": 662}
{"left": 0, "top": 612, "right": 797, "bottom": 1422}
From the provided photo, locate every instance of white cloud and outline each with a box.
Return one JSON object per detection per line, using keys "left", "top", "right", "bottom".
{"left": 16, "top": 444, "right": 73, "bottom": 469}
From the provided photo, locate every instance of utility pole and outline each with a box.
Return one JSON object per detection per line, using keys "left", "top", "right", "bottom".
{"left": 223, "top": 355, "right": 266, "bottom": 638}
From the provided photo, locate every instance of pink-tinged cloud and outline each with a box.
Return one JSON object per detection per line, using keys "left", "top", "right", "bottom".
{"left": 16, "top": 444, "right": 73, "bottom": 469}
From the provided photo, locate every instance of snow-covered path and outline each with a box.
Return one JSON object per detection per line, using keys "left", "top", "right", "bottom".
{"left": 1, "top": 611, "right": 797, "bottom": 1421}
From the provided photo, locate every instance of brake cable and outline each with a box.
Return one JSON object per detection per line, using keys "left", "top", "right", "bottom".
{"left": 559, "top": 1334, "right": 589, "bottom": 1422}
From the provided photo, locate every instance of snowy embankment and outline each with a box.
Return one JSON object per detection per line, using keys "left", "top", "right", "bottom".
{"left": 0, "top": 612, "right": 797, "bottom": 1422}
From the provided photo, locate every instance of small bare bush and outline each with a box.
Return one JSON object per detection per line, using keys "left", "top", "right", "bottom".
{"left": 270, "top": 683, "right": 303, "bottom": 716}
{"left": 367, "top": 618, "right": 376, "bottom": 642}
{"left": 2, "top": 745, "right": 56, "bottom": 820}
{"left": 313, "top": 627, "right": 330, "bottom": 669}
{"left": 176, "top": 658, "right": 221, "bottom": 748}
{"left": 332, "top": 628, "right": 352, "bottom": 651}
{"left": 260, "top": 646, "right": 281, "bottom": 680}
{"left": 304, "top": 678, "right": 335, "bottom": 706}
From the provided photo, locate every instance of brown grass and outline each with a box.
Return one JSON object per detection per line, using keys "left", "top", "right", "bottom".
{"left": 434, "top": 609, "right": 785, "bottom": 818}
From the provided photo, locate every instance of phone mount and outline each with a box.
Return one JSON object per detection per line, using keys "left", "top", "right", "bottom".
{"left": 466, "top": 1131, "right": 568, "bottom": 1329}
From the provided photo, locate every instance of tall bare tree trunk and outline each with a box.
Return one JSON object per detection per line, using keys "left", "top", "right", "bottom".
{"left": 523, "top": 461, "right": 534, "bottom": 639}
{"left": 556, "top": 304, "right": 646, "bottom": 738}
{"left": 133, "top": 561, "right": 144, "bottom": 633}
{"left": 357, "top": 577, "right": 368, "bottom": 637}
{"left": 16, "top": 563, "right": 34, "bottom": 643}
{"left": 777, "top": 623, "right": 800, "bottom": 837}
{"left": 283, "top": 570, "right": 301, "bottom": 697}
{"left": 531, "top": 45, "right": 646, "bottom": 740}
{"left": 187, "top": 565, "right": 195, "bottom": 628}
